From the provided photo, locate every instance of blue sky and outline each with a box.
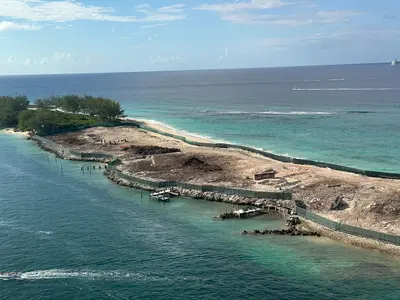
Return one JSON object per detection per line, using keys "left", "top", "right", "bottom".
{"left": 0, "top": 0, "right": 399, "bottom": 75}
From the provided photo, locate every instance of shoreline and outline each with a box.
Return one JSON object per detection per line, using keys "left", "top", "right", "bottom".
{"left": 124, "top": 117, "right": 216, "bottom": 144}
{"left": 1, "top": 128, "right": 30, "bottom": 137}
{"left": 299, "top": 219, "right": 400, "bottom": 258}
{"left": 7, "top": 122, "right": 400, "bottom": 257}
{"left": 127, "top": 118, "right": 400, "bottom": 179}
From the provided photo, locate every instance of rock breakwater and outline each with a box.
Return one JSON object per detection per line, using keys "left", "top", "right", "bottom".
{"left": 242, "top": 227, "right": 321, "bottom": 237}
{"left": 105, "top": 168, "right": 293, "bottom": 207}
{"left": 30, "top": 136, "right": 109, "bottom": 162}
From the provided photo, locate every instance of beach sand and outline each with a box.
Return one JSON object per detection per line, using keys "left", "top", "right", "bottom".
{"left": 1, "top": 128, "right": 30, "bottom": 137}
{"left": 124, "top": 118, "right": 214, "bottom": 143}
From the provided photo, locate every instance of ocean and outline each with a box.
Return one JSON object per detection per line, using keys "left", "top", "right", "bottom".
{"left": 1, "top": 63, "right": 399, "bottom": 172}
{"left": 1, "top": 64, "right": 400, "bottom": 299}
{"left": 0, "top": 134, "right": 400, "bottom": 299}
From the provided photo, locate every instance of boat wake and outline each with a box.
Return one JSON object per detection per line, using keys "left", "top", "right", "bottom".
{"left": 20, "top": 269, "right": 168, "bottom": 281}
{"left": 293, "top": 87, "right": 400, "bottom": 91}
{"left": 19, "top": 269, "right": 206, "bottom": 283}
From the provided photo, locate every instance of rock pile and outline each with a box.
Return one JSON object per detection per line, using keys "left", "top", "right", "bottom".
{"left": 125, "top": 145, "right": 180, "bottom": 155}
{"left": 242, "top": 228, "right": 321, "bottom": 237}
{"left": 182, "top": 156, "right": 222, "bottom": 172}
{"left": 104, "top": 168, "right": 293, "bottom": 207}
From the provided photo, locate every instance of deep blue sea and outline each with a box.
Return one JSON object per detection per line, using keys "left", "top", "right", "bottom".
{"left": 1, "top": 65, "right": 400, "bottom": 299}
{"left": 0, "top": 134, "right": 400, "bottom": 299}
{"left": 1, "top": 63, "right": 399, "bottom": 172}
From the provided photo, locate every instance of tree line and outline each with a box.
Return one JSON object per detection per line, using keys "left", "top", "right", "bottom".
{"left": 0, "top": 95, "right": 125, "bottom": 135}
{"left": 35, "top": 95, "right": 124, "bottom": 120}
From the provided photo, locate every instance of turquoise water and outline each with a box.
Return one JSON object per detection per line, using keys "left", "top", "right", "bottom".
{"left": 1, "top": 64, "right": 399, "bottom": 172}
{"left": 1, "top": 133, "right": 400, "bottom": 299}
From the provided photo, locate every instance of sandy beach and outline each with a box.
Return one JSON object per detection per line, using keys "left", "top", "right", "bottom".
{"left": 124, "top": 118, "right": 215, "bottom": 143}
{"left": 1, "top": 128, "right": 30, "bottom": 137}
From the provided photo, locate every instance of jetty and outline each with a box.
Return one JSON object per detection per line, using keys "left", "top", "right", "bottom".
{"left": 242, "top": 227, "right": 321, "bottom": 237}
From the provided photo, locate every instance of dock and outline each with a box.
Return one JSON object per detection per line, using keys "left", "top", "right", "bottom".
{"left": 215, "top": 203, "right": 295, "bottom": 220}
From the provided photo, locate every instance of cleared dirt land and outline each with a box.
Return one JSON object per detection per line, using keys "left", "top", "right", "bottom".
{"left": 48, "top": 126, "right": 400, "bottom": 236}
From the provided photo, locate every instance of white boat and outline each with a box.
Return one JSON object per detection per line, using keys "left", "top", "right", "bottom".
{"left": 0, "top": 272, "right": 22, "bottom": 280}
{"left": 391, "top": 58, "right": 398, "bottom": 66}
{"left": 233, "top": 207, "right": 262, "bottom": 218}
{"left": 150, "top": 191, "right": 171, "bottom": 202}
{"left": 157, "top": 195, "right": 170, "bottom": 202}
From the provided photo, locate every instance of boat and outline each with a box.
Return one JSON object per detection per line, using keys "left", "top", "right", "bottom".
{"left": 150, "top": 189, "right": 179, "bottom": 202}
{"left": 0, "top": 272, "right": 22, "bottom": 280}
{"left": 156, "top": 195, "right": 170, "bottom": 202}
{"left": 391, "top": 58, "right": 398, "bottom": 66}
{"left": 150, "top": 190, "right": 171, "bottom": 202}
{"left": 233, "top": 207, "right": 263, "bottom": 218}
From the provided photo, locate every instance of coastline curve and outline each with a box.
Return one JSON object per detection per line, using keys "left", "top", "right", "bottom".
{"left": 130, "top": 121, "right": 400, "bottom": 180}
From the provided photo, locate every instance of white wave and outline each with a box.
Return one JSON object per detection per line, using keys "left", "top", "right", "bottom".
{"left": 36, "top": 231, "right": 54, "bottom": 235}
{"left": 138, "top": 119, "right": 221, "bottom": 142}
{"left": 150, "top": 120, "right": 214, "bottom": 140}
{"left": 303, "top": 78, "right": 344, "bottom": 82}
{"left": 327, "top": 78, "right": 345, "bottom": 81}
{"left": 293, "top": 87, "right": 400, "bottom": 91}
{"left": 211, "top": 111, "right": 336, "bottom": 116}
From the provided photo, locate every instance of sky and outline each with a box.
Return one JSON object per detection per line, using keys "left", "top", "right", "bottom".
{"left": 0, "top": 0, "right": 399, "bottom": 75}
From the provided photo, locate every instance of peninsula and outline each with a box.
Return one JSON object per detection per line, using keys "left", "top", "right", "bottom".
{"left": 2, "top": 94, "right": 400, "bottom": 256}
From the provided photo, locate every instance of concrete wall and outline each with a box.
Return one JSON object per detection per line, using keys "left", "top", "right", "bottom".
{"left": 139, "top": 124, "right": 400, "bottom": 180}
{"left": 296, "top": 206, "right": 400, "bottom": 246}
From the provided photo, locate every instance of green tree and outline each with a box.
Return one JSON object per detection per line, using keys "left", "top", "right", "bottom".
{"left": 0, "top": 95, "right": 29, "bottom": 127}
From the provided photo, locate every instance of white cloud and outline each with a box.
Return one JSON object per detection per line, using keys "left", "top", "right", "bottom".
{"left": 0, "top": 56, "right": 17, "bottom": 64}
{"left": 219, "top": 48, "right": 229, "bottom": 60}
{"left": 157, "top": 4, "right": 186, "bottom": 13}
{"left": 150, "top": 55, "right": 181, "bottom": 64}
{"left": 258, "top": 29, "right": 400, "bottom": 49}
{"left": 40, "top": 57, "right": 49, "bottom": 64}
{"left": 52, "top": 52, "right": 74, "bottom": 62}
{"left": 135, "top": 4, "right": 152, "bottom": 14}
{"left": 1, "top": 0, "right": 186, "bottom": 23}
{"left": 213, "top": 10, "right": 362, "bottom": 27}
{"left": 194, "top": 1, "right": 363, "bottom": 27}
{"left": 221, "top": 13, "right": 313, "bottom": 26}
{"left": 0, "top": 21, "right": 41, "bottom": 31}
{"left": 24, "top": 58, "right": 36, "bottom": 65}
{"left": 194, "top": 0, "right": 288, "bottom": 13}
{"left": 316, "top": 10, "right": 364, "bottom": 23}
{"left": 140, "top": 23, "right": 167, "bottom": 29}
{"left": 135, "top": 3, "right": 187, "bottom": 22}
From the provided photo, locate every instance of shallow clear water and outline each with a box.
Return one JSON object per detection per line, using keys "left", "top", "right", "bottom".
{"left": 0, "top": 134, "right": 400, "bottom": 299}
{"left": 1, "top": 64, "right": 399, "bottom": 172}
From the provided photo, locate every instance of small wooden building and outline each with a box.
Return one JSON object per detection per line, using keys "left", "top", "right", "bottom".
{"left": 254, "top": 169, "right": 277, "bottom": 180}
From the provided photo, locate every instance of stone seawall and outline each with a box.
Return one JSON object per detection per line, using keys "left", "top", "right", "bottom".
{"left": 30, "top": 135, "right": 109, "bottom": 162}
{"left": 104, "top": 168, "right": 293, "bottom": 207}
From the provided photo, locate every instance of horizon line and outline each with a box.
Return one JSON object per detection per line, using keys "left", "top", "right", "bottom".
{"left": 0, "top": 61, "right": 391, "bottom": 78}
